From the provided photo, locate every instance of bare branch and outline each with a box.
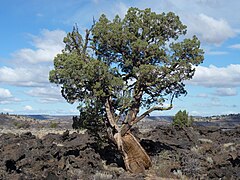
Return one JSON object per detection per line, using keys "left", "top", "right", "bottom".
{"left": 82, "top": 18, "right": 96, "bottom": 55}
{"left": 120, "top": 87, "right": 143, "bottom": 136}
{"left": 133, "top": 104, "right": 173, "bottom": 124}
{"left": 105, "top": 97, "right": 120, "bottom": 132}
{"left": 132, "top": 92, "right": 176, "bottom": 125}
{"left": 121, "top": 92, "right": 176, "bottom": 136}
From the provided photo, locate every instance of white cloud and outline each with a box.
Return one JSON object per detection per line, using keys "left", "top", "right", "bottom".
{"left": 26, "top": 86, "right": 64, "bottom": 103}
{"left": 229, "top": 44, "right": 240, "bottom": 49}
{"left": 63, "top": 1, "right": 239, "bottom": 46}
{"left": 186, "top": 14, "right": 236, "bottom": 45}
{"left": 189, "top": 64, "right": 240, "bottom": 88}
{"left": 0, "top": 88, "right": 12, "bottom": 98}
{"left": 49, "top": 108, "right": 79, "bottom": 115}
{"left": 0, "top": 88, "right": 20, "bottom": 104}
{"left": 206, "top": 51, "right": 228, "bottom": 55}
{"left": 190, "top": 110, "right": 201, "bottom": 116}
{"left": 214, "top": 88, "right": 238, "bottom": 96}
{"left": 0, "top": 29, "right": 66, "bottom": 87}
{"left": 0, "top": 66, "right": 49, "bottom": 87}
{"left": 24, "top": 105, "right": 33, "bottom": 111}
{"left": 114, "top": 2, "right": 128, "bottom": 18}
{"left": 13, "top": 29, "right": 66, "bottom": 64}
{"left": 2, "top": 108, "right": 14, "bottom": 113}
{"left": 196, "top": 93, "right": 209, "bottom": 98}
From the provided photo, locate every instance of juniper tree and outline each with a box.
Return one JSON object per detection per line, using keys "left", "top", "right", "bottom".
{"left": 49, "top": 7, "right": 204, "bottom": 173}
{"left": 173, "top": 110, "right": 193, "bottom": 127}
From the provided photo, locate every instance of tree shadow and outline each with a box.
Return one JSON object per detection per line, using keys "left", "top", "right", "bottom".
{"left": 94, "top": 143, "right": 125, "bottom": 168}
{"left": 140, "top": 139, "right": 173, "bottom": 156}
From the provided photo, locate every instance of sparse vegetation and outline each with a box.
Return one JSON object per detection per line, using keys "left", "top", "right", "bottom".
{"left": 93, "top": 171, "right": 113, "bottom": 180}
{"left": 172, "top": 110, "right": 193, "bottom": 127}
{"left": 13, "top": 121, "right": 30, "bottom": 129}
{"left": 49, "top": 122, "right": 58, "bottom": 128}
{"left": 0, "top": 111, "right": 239, "bottom": 179}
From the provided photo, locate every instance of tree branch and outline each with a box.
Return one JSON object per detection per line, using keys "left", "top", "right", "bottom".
{"left": 120, "top": 92, "right": 175, "bottom": 136}
{"left": 132, "top": 92, "right": 175, "bottom": 125}
{"left": 133, "top": 104, "right": 173, "bottom": 124}
{"left": 83, "top": 17, "right": 95, "bottom": 54}
{"left": 105, "top": 97, "right": 120, "bottom": 132}
{"left": 120, "top": 86, "right": 143, "bottom": 136}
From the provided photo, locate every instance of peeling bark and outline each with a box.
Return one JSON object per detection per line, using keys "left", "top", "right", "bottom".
{"left": 114, "top": 132, "right": 151, "bottom": 173}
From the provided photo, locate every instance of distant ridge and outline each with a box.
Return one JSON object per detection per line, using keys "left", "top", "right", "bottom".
{"left": 23, "top": 115, "right": 173, "bottom": 121}
{"left": 23, "top": 115, "right": 74, "bottom": 120}
{"left": 145, "top": 116, "right": 173, "bottom": 122}
{"left": 24, "top": 115, "right": 50, "bottom": 120}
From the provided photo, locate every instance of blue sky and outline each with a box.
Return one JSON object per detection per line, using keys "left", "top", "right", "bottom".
{"left": 0, "top": 0, "right": 240, "bottom": 116}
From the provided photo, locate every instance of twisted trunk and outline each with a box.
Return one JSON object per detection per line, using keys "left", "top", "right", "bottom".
{"left": 105, "top": 98, "right": 151, "bottom": 173}
{"left": 104, "top": 91, "right": 174, "bottom": 173}
{"left": 114, "top": 132, "right": 152, "bottom": 173}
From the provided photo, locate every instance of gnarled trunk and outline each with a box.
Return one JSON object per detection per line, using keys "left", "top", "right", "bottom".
{"left": 114, "top": 132, "right": 151, "bottom": 173}
{"left": 105, "top": 98, "right": 151, "bottom": 173}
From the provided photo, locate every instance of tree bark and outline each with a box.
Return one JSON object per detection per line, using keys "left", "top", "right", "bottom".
{"left": 105, "top": 97, "right": 151, "bottom": 173}
{"left": 114, "top": 132, "right": 152, "bottom": 173}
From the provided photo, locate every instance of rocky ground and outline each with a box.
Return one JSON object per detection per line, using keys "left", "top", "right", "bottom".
{"left": 0, "top": 114, "right": 239, "bottom": 179}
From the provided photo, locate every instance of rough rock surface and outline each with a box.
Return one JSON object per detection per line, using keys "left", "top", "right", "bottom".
{"left": 141, "top": 125, "right": 240, "bottom": 179}
{"left": 0, "top": 131, "right": 105, "bottom": 179}
{"left": 0, "top": 125, "right": 239, "bottom": 179}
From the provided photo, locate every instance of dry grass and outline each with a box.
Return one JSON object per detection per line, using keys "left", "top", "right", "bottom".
{"left": 150, "top": 150, "right": 181, "bottom": 179}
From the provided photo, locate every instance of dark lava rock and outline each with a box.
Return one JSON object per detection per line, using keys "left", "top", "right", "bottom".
{"left": 141, "top": 125, "right": 240, "bottom": 179}
{"left": 0, "top": 126, "right": 239, "bottom": 179}
{"left": 0, "top": 131, "right": 105, "bottom": 179}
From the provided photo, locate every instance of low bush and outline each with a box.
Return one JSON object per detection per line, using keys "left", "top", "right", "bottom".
{"left": 172, "top": 110, "right": 193, "bottom": 127}
{"left": 49, "top": 122, "right": 58, "bottom": 128}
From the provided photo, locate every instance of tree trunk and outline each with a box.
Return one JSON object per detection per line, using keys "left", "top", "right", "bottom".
{"left": 105, "top": 98, "right": 151, "bottom": 173}
{"left": 114, "top": 132, "right": 152, "bottom": 173}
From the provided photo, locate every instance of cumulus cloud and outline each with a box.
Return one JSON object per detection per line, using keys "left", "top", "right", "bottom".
{"left": 190, "top": 110, "right": 201, "bottom": 116}
{"left": 26, "top": 86, "right": 64, "bottom": 103}
{"left": 0, "top": 88, "right": 20, "bottom": 104}
{"left": 0, "top": 66, "right": 49, "bottom": 87}
{"left": 13, "top": 29, "right": 66, "bottom": 64}
{"left": 214, "top": 88, "right": 238, "bottom": 96}
{"left": 186, "top": 14, "right": 236, "bottom": 45}
{"left": 188, "top": 64, "right": 240, "bottom": 88}
{"left": 0, "top": 29, "right": 67, "bottom": 87}
{"left": 2, "top": 108, "right": 14, "bottom": 113}
{"left": 0, "top": 88, "right": 12, "bottom": 98}
{"left": 229, "top": 44, "right": 240, "bottom": 49}
{"left": 54, "top": 108, "right": 79, "bottom": 115}
{"left": 63, "top": 1, "right": 238, "bottom": 46}
{"left": 24, "top": 105, "right": 33, "bottom": 111}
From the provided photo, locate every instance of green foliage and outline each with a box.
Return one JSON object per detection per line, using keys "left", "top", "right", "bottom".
{"left": 172, "top": 110, "right": 193, "bottom": 127}
{"left": 49, "top": 7, "right": 204, "bottom": 130}
{"left": 13, "top": 121, "right": 30, "bottom": 129}
{"left": 49, "top": 122, "right": 58, "bottom": 128}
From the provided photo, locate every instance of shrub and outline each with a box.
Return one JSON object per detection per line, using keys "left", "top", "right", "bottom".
{"left": 172, "top": 110, "right": 193, "bottom": 127}
{"left": 13, "top": 121, "right": 30, "bottom": 129}
{"left": 50, "top": 122, "right": 58, "bottom": 128}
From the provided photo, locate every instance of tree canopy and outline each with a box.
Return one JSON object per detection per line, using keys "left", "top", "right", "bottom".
{"left": 49, "top": 7, "right": 204, "bottom": 137}
{"left": 49, "top": 7, "right": 204, "bottom": 173}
